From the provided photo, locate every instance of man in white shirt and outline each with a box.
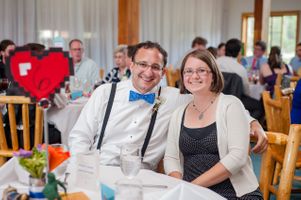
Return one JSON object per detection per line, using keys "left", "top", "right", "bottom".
{"left": 69, "top": 41, "right": 267, "bottom": 170}
{"left": 69, "top": 39, "right": 99, "bottom": 85}
{"left": 217, "top": 38, "right": 250, "bottom": 96}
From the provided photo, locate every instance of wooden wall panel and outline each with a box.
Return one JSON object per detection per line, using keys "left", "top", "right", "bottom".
{"left": 118, "top": 0, "right": 140, "bottom": 45}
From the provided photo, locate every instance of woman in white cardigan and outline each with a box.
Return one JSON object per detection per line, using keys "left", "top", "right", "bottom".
{"left": 164, "top": 49, "right": 262, "bottom": 199}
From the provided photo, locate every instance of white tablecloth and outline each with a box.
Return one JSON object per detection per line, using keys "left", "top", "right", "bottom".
{"left": 48, "top": 97, "right": 88, "bottom": 146}
{"left": 0, "top": 158, "right": 225, "bottom": 200}
{"left": 249, "top": 84, "right": 265, "bottom": 100}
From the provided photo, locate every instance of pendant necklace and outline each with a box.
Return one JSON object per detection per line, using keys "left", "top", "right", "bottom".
{"left": 192, "top": 96, "right": 216, "bottom": 120}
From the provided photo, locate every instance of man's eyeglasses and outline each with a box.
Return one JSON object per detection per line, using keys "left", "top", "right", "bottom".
{"left": 70, "top": 48, "right": 83, "bottom": 52}
{"left": 134, "top": 61, "right": 163, "bottom": 72}
{"left": 183, "top": 68, "right": 211, "bottom": 77}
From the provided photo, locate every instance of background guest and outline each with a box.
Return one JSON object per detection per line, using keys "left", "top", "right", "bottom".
{"left": 289, "top": 42, "right": 301, "bottom": 76}
{"left": 259, "top": 46, "right": 291, "bottom": 95}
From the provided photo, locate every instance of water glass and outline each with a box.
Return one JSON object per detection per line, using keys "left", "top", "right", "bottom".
{"left": 115, "top": 178, "right": 143, "bottom": 200}
{"left": 120, "top": 144, "right": 141, "bottom": 179}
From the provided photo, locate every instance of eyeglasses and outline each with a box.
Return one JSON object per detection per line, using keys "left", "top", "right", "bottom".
{"left": 183, "top": 68, "right": 211, "bottom": 77}
{"left": 70, "top": 48, "right": 83, "bottom": 52}
{"left": 134, "top": 61, "right": 163, "bottom": 72}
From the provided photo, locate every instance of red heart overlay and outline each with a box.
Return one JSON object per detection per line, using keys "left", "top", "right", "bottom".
{"left": 6, "top": 48, "right": 73, "bottom": 102}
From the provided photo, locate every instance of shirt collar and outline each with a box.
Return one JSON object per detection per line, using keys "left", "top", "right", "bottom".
{"left": 128, "top": 79, "right": 159, "bottom": 95}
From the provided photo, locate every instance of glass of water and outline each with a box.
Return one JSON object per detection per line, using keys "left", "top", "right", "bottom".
{"left": 120, "top": 144, "right": 141, "bottom": 179}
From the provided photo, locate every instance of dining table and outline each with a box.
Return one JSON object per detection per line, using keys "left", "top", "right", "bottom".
{"left": 47, "top": 96, "right": 89, "bottom": 146}
{"left": 0, "top": 157, "right": 226, "bottom": 200}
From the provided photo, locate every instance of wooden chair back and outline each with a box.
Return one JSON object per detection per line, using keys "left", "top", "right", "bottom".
{"left": 0, "top": 96, "right": 43, "bottom": 166}
{"left": 260, "top": 125, "right": 301, "bottom": 200}
{"left": 262, "top": 91, "right": 290, "bottom": 135}
{"left": 166, "top": 66, "right": 180, "bottom": 87}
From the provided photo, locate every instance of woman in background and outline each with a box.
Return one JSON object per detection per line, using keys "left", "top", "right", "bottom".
{"left": 260, "top": 46, "right": 291, "bottom": 95}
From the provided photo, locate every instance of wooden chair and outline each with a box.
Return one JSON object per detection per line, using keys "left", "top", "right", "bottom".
{"left": 262, "top": 91, "right": 290, "bottom": 135}
{"left": 166, "top": 66, "right": 180, "bottom": 87}
{"left": 260, "top": 125, "right": 301, "bottom": 200}
{"left": 262, "top": 91, "right": 291, "bottom": 186}
{"left": 0, "top": 96, "right": 43, "bottom": 166}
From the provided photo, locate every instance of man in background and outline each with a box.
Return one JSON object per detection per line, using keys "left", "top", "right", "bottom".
{"left": 69, "top": 39, "right": 99, "bottom": 85}
{"left": 289, "top": 42, "right": 301, "bottom": 75}
{"left": 241, "top": 40, "right": 267, "bottom": 70}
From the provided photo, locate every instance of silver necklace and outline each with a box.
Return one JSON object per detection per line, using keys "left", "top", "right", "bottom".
{"left": 192, "top": 97, "right": 216, "bottom": 120}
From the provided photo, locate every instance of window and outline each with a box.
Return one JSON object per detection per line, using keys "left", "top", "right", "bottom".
{"left": 242, "top": 11, "right": 299, "bottom": 63}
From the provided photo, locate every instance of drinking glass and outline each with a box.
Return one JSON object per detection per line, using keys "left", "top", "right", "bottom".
{"left": 115, "top": 178, "right": 143, "bottom": 200}
{"left": 120, "top": 144, "right": 141, "bottom": 179}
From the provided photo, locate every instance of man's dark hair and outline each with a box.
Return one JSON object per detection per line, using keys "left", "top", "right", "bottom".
{"left": 255, "top": 40, "right": 267, "bottom": 52}
{"left": 24, "top": 43, "right": 45, "bottom": 53}
{"left": 0, "top": 39, "right": 15, "bottom": 52}
{"left": 69, "top": 39, "right": 83, "bottom": 48}
{"left": 127, "top": 45, "right": 137, "bottom": 59}
{"left": 297, "top": 42, "right": 301, "bottom": 47}
{"left": 225, "top": 38, "right": 242, "bottom": 58}
{"left": 132, "top": 41, "right": 168, "bottom": 67}
{"left": 191, "top": 37, "right": 207, "bottom": 48}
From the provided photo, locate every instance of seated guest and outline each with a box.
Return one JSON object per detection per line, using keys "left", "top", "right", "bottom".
{"left": 217, "top": 38, "right": 250, "bottom": 96}
{"left": 207, "top": 46, "right": 217, "bottom": 58}
{"left": 102, "top": 45, "right": 131, "bottom": 84}
{"left": 241, "top": 40, "right": 267, "bottom": 70}
{"left": 0, "top": 39, "right": 15, "bottom": 79}
{"left": 291, "top": 79, "right": 301, "bottom": 124}
{"left": 217, "top": 42, "right": 225, "bottom": 57}
{"left": 260, "top": 46, "right": 291, "bottom": 95}
{"left": 69, "top": 41, "right": 268, "bottom": 170}
{"left": 164, "top": 49, "right": 262, "bottom": 199}
{"left": 289, "top": 42, "right": 301, "bottom": 76}
{"left": 69, "top": 39, "right": 99, "bottom": 85}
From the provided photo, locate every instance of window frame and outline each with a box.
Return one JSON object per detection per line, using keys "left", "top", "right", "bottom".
{"left": 241, "top": 11, "right": 300, "bottom": 56}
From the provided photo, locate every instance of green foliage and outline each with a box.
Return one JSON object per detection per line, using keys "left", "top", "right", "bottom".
{"left": 18, "top": 148, "right": 46, "bottom": 179}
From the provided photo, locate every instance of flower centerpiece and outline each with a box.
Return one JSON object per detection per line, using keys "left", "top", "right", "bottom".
{"left": 13, "top": 145, "right": 46, "bottom": 179}
{"left": 14, "top": 145, "right": 47, "bottom": 199}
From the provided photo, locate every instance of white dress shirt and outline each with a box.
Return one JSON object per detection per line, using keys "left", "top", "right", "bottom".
{"left": 68, "top": 79, "right": 191, "bottom": 170}
{"left": 74, "top": 57, "right": 99, "bottom": 84}
{"left": 216, "top": 56, "right": 250, "bottom": 95}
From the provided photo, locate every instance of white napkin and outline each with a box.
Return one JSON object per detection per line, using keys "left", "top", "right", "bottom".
{"left": 0, "top": 157, "right": 29, "bottom": 185}
{"left": 159, "top": 183, "right": 226, "bottom": 200}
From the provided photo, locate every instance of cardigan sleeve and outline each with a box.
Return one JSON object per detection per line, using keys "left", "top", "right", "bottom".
{"left": 219, "top": 97, "right": 250, "bottom": 175}
{"left": 163, "top": 105, "right": 185, "bottom": 175}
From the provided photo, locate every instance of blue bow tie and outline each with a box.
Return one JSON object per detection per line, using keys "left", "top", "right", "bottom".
{"left": 129, "top": 90, "right": 155, "bottom": 104}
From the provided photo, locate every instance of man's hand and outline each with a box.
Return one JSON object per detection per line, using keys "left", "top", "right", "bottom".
{"left": 250, "top": 120, "right": 268, "bottom": 154}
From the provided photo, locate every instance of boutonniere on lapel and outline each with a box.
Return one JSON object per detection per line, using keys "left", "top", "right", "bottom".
{"left": 152, "top": 96, "right": 165, "bottom": 113}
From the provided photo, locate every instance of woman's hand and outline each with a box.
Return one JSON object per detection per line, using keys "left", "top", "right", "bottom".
{"left": 250, "top": 120, "right": 268, "bottom": 154}
{"left": 168, "top": 171, "right": 182, "bottom": 179}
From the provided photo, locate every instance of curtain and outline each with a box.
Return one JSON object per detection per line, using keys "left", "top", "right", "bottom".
{"left": 140, "top": 0, "right": 225, "bottom": 67}
{"left": 0, "top": 0, "right": 118, "bottom": 72}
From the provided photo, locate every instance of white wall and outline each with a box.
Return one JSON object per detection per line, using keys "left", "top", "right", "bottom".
{"left": 224, "top": 0, "right": 301, "bottom": 43}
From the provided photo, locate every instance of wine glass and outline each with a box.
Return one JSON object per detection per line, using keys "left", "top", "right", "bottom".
{"left": 120, "top": 144, "right": 141, "bottom": 179}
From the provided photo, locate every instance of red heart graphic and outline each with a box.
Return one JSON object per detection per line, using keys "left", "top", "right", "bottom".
{"left": 6, "top": 48, "right": 74, "bottom": 102}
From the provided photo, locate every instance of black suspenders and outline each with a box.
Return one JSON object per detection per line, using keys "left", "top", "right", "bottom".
{"left": 96, "top": 83, "right": 117, "bottom": 150}
{"left": 96, "top": 83, "right": 162, "bottom": 159}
